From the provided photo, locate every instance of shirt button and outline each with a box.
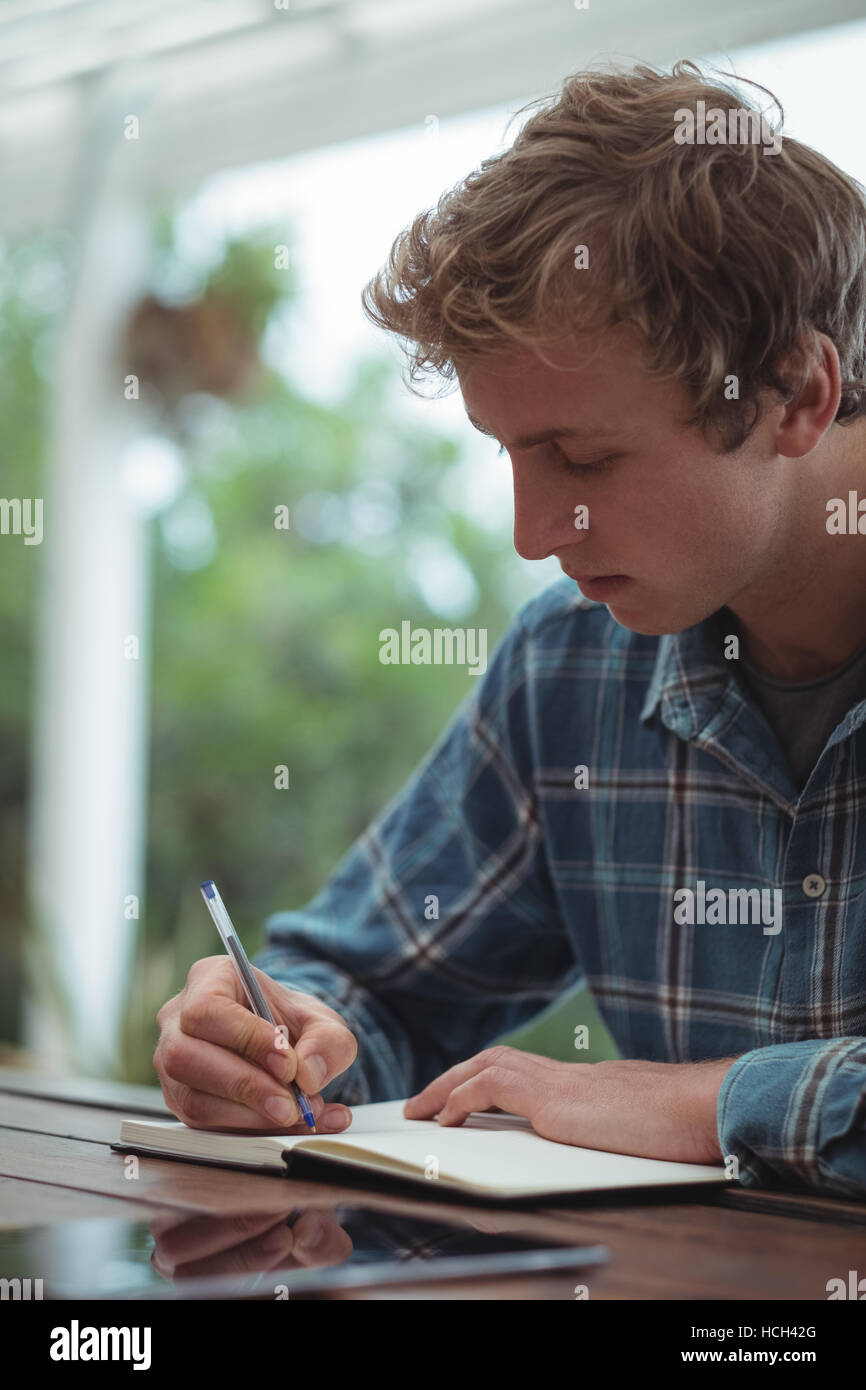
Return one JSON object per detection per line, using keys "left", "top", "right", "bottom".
{"left": 802, "top": 873, "right": 826, "bottom": 898}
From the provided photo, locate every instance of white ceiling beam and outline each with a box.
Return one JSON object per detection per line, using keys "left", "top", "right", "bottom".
{"left": 0, "top": 0, "right": 862, "bottom": 233}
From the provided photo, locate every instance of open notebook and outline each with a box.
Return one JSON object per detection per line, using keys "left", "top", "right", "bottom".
{"left": 118, "top": 1099, "right": 728, "bottom": 1200}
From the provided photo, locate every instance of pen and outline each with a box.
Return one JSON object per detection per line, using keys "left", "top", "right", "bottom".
{"left": 199, "top": 879, "right": 317, "bottom": 1132}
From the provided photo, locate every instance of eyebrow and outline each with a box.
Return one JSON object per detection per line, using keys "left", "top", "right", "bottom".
{"left": 465, "top": 412, "right": 624, "bottom": 450}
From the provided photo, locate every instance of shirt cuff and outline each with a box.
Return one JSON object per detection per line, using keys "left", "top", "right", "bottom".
{"left": 717, "top": 1036, "right": 866, "bottom": 1196}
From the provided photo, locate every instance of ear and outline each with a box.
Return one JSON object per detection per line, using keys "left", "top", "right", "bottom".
{"left": 773, "top": 333, "right": 842, "bottom": 459}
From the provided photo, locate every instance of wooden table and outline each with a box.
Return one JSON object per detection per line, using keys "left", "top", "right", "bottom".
{"left": 2, "top": 1066, "right": 866, "bottom": 1301}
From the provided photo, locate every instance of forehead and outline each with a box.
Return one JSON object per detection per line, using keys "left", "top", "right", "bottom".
{"left": 455, "top": 324, "right": 668, "bottom": 433}
{"left": 453, "top": 325, "right": 692, "bottom": 444}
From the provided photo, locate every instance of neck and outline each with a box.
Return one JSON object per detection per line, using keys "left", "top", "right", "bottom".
{"left": 726, "top": 608, "right": 866, "bottom": 680}
{"left": 723, "top": 430, "right": 866, "bottom": 680}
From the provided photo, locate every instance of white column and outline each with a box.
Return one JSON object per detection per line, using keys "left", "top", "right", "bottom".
{"left": 25, "top": 83, "right": 154, "bottom": 1077}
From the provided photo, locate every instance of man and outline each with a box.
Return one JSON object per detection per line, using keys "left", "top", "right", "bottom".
{"left": 154, "top": 61, "right": 866, "bottom": 1196}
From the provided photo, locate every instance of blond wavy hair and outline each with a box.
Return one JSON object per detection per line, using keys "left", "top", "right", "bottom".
{"left": 361, "top": 59, "right": 866, "bottom": 451}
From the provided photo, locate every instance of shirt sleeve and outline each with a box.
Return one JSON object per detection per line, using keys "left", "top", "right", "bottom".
{"left": 717, "top": 1037, "right": 866, "bottom": 1197}
{"left": 252, "top": 601, "right": 581, "bottom": 1108}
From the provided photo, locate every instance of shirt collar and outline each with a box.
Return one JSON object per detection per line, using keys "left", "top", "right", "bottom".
{"left": 639, "top": 606, "right": 866, "bottom": 744}
{"left": 639, "top": 609, "right": 733, "bottom": 740}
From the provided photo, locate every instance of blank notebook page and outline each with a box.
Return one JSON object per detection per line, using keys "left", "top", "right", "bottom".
{"left": 282, "top": 1099, "right": 725, "bottom": 1196}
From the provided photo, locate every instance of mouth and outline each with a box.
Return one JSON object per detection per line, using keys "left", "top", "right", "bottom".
{"left": 568, "top": 573, "right": 630, "bottom": 599}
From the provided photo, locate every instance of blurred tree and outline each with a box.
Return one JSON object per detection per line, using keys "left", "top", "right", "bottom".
{"left": 0, "top": 229, "right": 72, "bottom": 1062}
{"left": 0, "top": 215, "right": 618, "bottom": 1081}
{"left": 117, "top": 220, "right": 543, "bottom": 1077}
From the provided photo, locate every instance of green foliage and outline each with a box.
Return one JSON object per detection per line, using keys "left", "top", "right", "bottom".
{"left": 137, "top": 353, "right": 521, "bottom": 1079}
{"left": 0, "top": 216, "right": 618, "bottom": 1082}
{"left": 118, "top": 218, "right": 535, "bottom": 1078}
{"left": 0, "top": 231, "right": 71, "bottom": 1047}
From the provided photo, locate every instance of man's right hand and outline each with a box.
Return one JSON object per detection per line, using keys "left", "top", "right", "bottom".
{"left": 154, "top": 956, "right": 358, "bottom": 1132}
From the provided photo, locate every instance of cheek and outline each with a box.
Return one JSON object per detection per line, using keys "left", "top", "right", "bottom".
{"left": 650, "top": 469, "right": 753, "bottom": 536}
{"left": 609, "top": 482, "right": 747, "bottom": 580}
{"left": 594, "top": 462, "right": 764, "bottom": 562}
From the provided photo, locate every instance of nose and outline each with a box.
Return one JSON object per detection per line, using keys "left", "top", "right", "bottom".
{"left": 511, "top": 467, "right": 591, "bottom": 561}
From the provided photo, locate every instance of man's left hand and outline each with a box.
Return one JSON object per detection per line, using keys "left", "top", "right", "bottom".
{"left": 404, "top": 1046, "right": 739, "bottom": 1164}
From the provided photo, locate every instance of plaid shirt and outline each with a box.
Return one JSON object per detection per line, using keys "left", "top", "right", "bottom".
{"left": 255, "top": 577, "right": 866, "bottom": 1198}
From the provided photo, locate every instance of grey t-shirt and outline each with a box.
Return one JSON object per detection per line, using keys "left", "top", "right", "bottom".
{"left": 718, "top": 610, "right": 866, "bottom": 792}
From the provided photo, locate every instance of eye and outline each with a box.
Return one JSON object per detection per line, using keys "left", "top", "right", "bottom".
{"left": 550, "top": 440, "right": 615, "bottom": 474}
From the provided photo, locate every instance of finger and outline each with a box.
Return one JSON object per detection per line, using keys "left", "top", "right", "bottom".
{"left": 402, "top": 1050, "right": 501, "bottom": 1118}
{"left": 162, "top": 1041, "right": 352, "bottom": 1130}
{"left": 262, "top": 1210, "right": 353, "bottom": 1271}
{"left": 149, "top": 1203, "right": 349, "bottom": 1271}
{"left": 179, "top": 969, "right": 358, "bottom": 1100}
{"left": 178, "top": 1090, "right": 351, "bottom": 1134}
{"left": 436, "top": 1066, "right": 530, "bottom": 1127}
{"left": 152, "top": 1211, "right": 285, "bottom": 1276}
{"left": 404, "top": 1046, "right": 532, "bottom": 1118}
{"left": 161, "top": 1030, "right": 351, "bottom": 1133}
{"left": 162, "top": 1219, "right": 303, "bottom": 1282}
{"left": 160, "top": 1029, "right": 307, "bottom": 1127}
{"left": 265, "top": 1000, "right": 359, "bottom": 1097}
{"left": 177, "top": 986, "right": 303, "bottom": 1090}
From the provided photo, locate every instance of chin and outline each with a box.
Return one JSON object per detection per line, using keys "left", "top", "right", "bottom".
{"left": 604, "top": 598, "right": 698, "bottom": 637}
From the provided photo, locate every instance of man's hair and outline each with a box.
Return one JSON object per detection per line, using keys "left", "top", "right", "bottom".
{"left": 361, "top": 59, "right": 866, "bottom": 452}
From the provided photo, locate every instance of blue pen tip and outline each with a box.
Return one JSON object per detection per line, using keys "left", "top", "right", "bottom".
{"left": 201, "top": 880, "right": 215, "bottom": 898}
